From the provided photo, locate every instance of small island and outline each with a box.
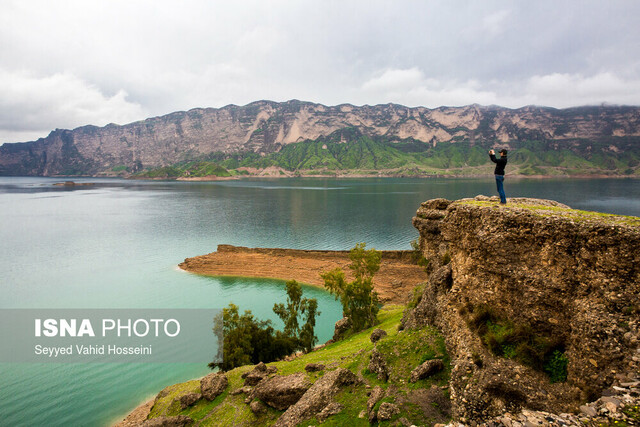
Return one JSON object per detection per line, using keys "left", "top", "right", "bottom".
{"left": 52, "top": 181, "right": 95, "bottom": 187}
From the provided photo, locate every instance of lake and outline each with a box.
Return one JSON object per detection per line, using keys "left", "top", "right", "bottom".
{"left": 0, "top": 176, "right": 638, "bottom": 426}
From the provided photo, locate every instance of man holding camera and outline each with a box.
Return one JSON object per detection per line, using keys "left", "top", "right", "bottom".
{"left": 489, "top": 149, "right": 508, "bottom": 204}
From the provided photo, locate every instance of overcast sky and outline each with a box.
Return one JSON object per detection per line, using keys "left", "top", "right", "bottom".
{"left": 1, "top": 0, "right": 640, "bottom": 143}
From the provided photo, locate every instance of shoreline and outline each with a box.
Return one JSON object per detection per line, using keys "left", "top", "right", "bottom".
{"left": 111, "top": 398, "right": 154, "bottom": 427}
{"left": 179, "top": 245, "right": 429, "bottom": 304}
{"left": 126, "top": 172, "right": 640, "bottom": 181}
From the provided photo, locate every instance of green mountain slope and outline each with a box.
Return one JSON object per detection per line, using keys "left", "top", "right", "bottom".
{"left": 184, "top": 134, "right": 640, "bottom": 177}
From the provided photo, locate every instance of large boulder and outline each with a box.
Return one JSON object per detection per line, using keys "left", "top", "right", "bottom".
{"left": 177, "top": 392, "right": 201, "bottom": 409}
{"left": 368, "top": 348, "right": 389, "bottom": 381}
{"left": 242, "top": 362, "right": 278, "bottom": 386}
{"left": 370, "top": 328, "right": 388, "bottom": 343}
{"left": 332, "top": 317, "right": 352, "bottom": 341}
{"left": 250, "top": 372, "right": 311, "bottom": 411}
{"left": 200, "top": 373, "right": 228, "bottom": 401}
{"left": 410, "top": 359, "right": 444, "bottom": 383}
{"left": 274, "top": 368, "right": 360, "bottom": 427}
{"left": 304, "top": 363, "right": 325, "bottom": 372}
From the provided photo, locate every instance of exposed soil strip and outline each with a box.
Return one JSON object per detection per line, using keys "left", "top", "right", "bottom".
{"left": 179, "top": 245, "right": 429, "bottom": 304}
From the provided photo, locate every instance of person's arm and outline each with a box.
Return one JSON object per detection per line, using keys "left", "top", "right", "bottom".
{"left": 489, "top": 150, "right": 498, "bottom": 163}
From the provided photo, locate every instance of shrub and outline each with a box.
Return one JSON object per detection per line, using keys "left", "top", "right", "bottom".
{"left": 410, "top": 239, "right": 429, "bottom": 269}
{"left": 544, "top": 350, "right": 569, "bottom": 383}
{"left": 466, "top": 304, "right": 568, "bottom": 382}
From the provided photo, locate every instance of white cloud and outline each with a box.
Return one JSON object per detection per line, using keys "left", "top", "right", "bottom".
{"left": 359, "top": 68, "right": 640, "bottom": 109}
{"left": 360, "top": 68, "right": 500, "bottom": 107}
{"left": 525, "top": 72, "right": 640, "bottom": 107}
{"left": 0, "top": 69, "right": 147, "bottom": 142}
{"left": 362, "top": 68, "right": 427, "bottom": 92}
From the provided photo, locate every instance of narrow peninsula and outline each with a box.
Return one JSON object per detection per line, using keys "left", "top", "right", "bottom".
{"left": 179, "top": 245, "right": 429, "bottom": 304}
{"left": 119, "top": 196, "right": 640, "bottom": 426}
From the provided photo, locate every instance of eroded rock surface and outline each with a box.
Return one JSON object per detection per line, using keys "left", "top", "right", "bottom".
{"left": 406, "top": 196, "right": 640, "bottom": 422}
{"left": 274, "top": 368, "right": 360, "bottom": 427}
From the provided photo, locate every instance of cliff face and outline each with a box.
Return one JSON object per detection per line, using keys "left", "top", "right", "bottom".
{"left": 405, "top": 197, "right": 640, "bottom": 421}
{"left": 1, "top": 100, "right": 640, "bottom": 176}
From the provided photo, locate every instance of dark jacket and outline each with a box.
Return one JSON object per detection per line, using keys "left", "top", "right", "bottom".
{"left": 490, "top": 154, "right": 507, "bottom": 175}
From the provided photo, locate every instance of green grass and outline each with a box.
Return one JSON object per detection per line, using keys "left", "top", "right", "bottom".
{"left": 146, "top": 306, "right": 451, "bottom": 426}
{"left": 457, "top": 200, "right": 640, "bottom": 227}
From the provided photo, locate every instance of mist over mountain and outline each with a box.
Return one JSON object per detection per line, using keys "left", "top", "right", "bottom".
{"left": 1, "top": 100, "right": 639, "bottom": 177}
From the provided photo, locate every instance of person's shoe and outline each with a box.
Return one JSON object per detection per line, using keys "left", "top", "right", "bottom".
{"left": 499, "top": 202, "right": 507, "bottom": 205}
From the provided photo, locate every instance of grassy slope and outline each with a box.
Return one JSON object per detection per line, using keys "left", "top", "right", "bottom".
{"left": 147, "top": 306, "right": 451, "bottom": 426}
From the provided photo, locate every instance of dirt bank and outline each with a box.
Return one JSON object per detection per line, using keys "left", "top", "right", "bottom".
{"left": 179, "top": 245, "right": 429, "bottom": 304}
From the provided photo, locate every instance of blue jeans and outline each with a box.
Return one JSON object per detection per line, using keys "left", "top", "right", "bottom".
{"left": 495, "top": 175, "right": 506, "bottom": 203}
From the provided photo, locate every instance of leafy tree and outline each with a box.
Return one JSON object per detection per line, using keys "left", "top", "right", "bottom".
{"left": 208, "top": 303, "right": 297, "bottom": 371}
{"left": 298, "top": 298, "right": 319, "bottom": 352}
{"left": 273, "top": 279, "right": 304, "bottom": 337}
{"left": 321, "top": 243, "right": 381, "bottom": 333}
{"left": 210, "top": 281, "right": 320, "bottom": 371}
{"left": 273, "top": 280, "right": 320, "bottom": 352}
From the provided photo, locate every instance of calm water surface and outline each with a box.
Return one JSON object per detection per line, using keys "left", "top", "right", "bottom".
{"left": 0, "top": 176, "right": 638, "bottom": 426}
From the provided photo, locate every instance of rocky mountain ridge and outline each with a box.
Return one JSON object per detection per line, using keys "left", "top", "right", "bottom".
{"left": 1, "top": 100, "right": 640, "bottom": 176}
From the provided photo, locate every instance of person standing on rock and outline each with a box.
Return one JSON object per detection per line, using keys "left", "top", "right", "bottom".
{"left": 489, "top": 149, "right": 508, "bottom": 204}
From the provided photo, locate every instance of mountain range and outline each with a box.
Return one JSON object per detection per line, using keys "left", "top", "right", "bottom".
{"left": 1, "top": 100, "right": 639, "bottom": 177}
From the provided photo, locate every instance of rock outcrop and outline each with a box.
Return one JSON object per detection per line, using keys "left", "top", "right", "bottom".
{"left": 177, "top": 392, "right": 201, "bottom": 409}
{"left": 370, "top": 328, "right": 388, "bottom": 343}
{"left": 410, "top": 359, "right": 444, "bottom": 383}
{"left": 242, "top": 361, "right": 278, "bottom": 386}
{"left": 368, "top": 347, "right": 389, "bottom": 381}
{"left": 367, "top": 385, "right": 386, "bottom": 423}
{"left": 274, "top": 368, "right": 360, "bottom": 427}
{"left": 405, "top": 196, "right": 640, "bottom": 422}
{"left": 249, "top": 372, "right": 311, "bottom": 411}
{"left": 200, "top": 373, "right": 228, "bottom": 401}
{"left": 2, "top": 101, "right": 639, "bottom": 176}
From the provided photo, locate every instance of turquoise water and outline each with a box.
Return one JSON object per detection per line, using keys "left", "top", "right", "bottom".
{"left": 0, "top": 176, "right": 638, "bottom": 426}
